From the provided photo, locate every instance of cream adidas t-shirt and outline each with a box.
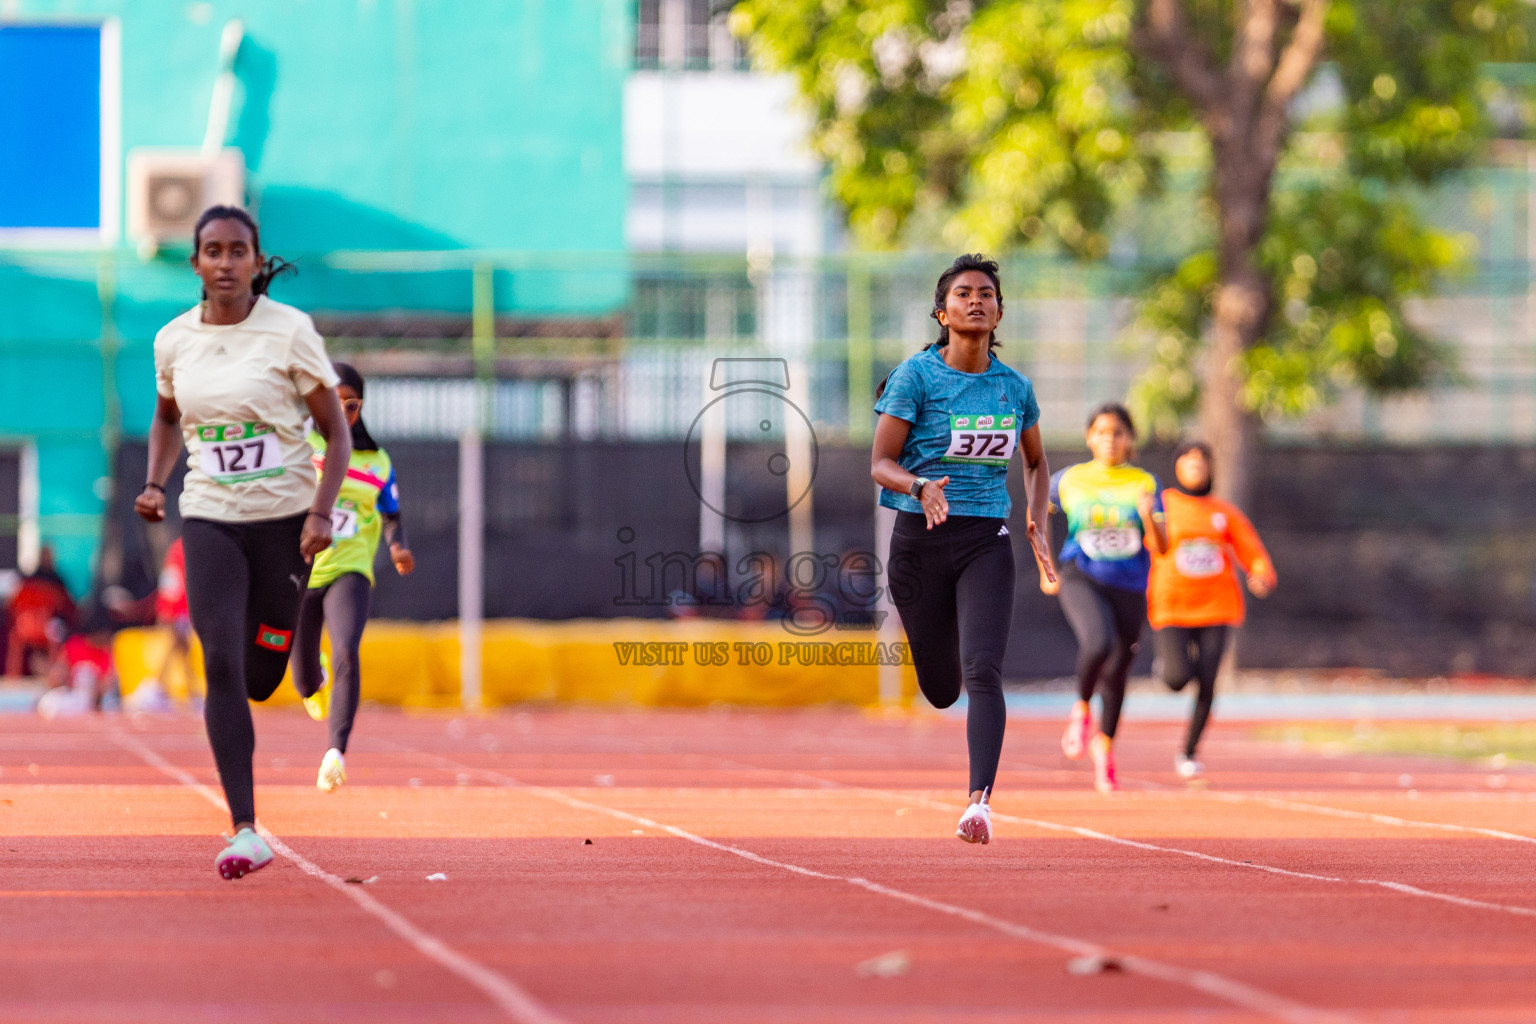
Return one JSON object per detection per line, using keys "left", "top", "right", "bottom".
{"left": 154, "top": 296, "right": 341, "bottom": 523}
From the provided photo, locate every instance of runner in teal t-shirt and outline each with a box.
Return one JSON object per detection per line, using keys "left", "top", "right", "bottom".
{"left": 871, "top": 254, "right": 1058, "bottom": 846}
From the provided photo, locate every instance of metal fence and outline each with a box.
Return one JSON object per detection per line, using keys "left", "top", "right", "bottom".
{"left": 7, "top": 162, "right": 1536, "bottom": 449}
{"left": 335, "top": 160, "right": 1536, "bottom": 446}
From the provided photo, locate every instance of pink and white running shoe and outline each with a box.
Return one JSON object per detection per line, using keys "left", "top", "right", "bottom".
{"left": 1061, "top": 700, "right": 1093, "bottom": 760}
{"left": 1091, "top": 734, "right": 1119, "bottom": 793}
{"left": 956, "top": 796, "right": 992, "bottom": 845}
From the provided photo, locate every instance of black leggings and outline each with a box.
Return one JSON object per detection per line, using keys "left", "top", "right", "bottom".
{"left": 1057, "top": 565, "right": 1146, "bottom": 739}
{"left": 889, "top": 512, "right": 1014, "bottom": 796}
{"left": 182, "top": 514, "right": 310, "bottom": 829}
{"left": 1157, "top": 624, "right": 1229, "bottom": 758}
{"left": 291, "top": 573, "right": 372, "bottom": 754}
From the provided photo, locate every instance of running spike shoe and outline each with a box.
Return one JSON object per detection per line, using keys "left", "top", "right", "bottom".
{"left": 1175, "top": 755, "right": 1204, "bottom": 780}
{"left": 1061, "top": 700, "right": 1092, "bottom": 760}
{"left": 302, "top": 652, "right": 331, "bottom": 722}
{"left": 302, "top": 683, "right": 329, "bottom": 722}
{"left": 215, "top": 827, "right": 274, "bottom": 880}
{"left": 956, "top": 799, "right": 992, "bottom": 845}
{"left": 1090, "top": 733, "right": 1119, "bottom": 793}
{"left": 316, "top": 747, "right": 346, "bottom": 792}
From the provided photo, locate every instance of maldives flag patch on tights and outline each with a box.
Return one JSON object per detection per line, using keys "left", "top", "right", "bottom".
{"left": 255, "top": 625, "right": 292, "bottom": 651}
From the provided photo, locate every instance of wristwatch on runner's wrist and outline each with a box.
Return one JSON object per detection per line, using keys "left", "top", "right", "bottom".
{"left": 909, "top": 477, "right": 931, "bottom": 499}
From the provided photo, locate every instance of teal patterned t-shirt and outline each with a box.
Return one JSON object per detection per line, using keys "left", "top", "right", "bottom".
{"left": 874, "top": 346, "right": 1041, "bottom": 519}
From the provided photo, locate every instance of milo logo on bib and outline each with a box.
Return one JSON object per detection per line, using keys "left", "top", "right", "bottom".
{"left": 197, "top": 422, "right": 285, "bottom": 485}
{"left": 942, "top": 413, "right": 1018, "bottom": 466}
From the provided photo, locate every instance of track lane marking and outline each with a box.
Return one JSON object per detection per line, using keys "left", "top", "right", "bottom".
{"left": 1195, "top": 790, "right": 1536, "bottom": 845}
{"left": 109, "top": 728, "right": 565, "bottom": 1024}
{"left": 701, "top": 755, "right": 1536, "bottom": 921}
{"left": 391, "top": 742, "right": 1354, "bottom": 1024}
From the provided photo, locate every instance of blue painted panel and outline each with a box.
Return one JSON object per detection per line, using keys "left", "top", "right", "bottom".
{"left": 0, "top": 25, "right": 101, "bottom": 230}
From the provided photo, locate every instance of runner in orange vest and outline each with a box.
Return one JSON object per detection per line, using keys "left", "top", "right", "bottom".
{"left": 1147, "top": 441, "right": 1277, "bottom": 779}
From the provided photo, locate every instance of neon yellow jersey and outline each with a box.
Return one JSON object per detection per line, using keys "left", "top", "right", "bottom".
{"left": 1049, "top": 461, "right": 1163, "bottom": 591}
{"left": 307, "top": 431, "right": 399, "bottom": 588}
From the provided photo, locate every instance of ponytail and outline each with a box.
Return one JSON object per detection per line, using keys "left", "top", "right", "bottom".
{"left": 253, "top": 255, "right": 297, "bottom": 296}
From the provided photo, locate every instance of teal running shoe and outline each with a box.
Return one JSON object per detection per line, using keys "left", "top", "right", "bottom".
{"left": 216, "top": 827, "right": 274, "bottom": 880}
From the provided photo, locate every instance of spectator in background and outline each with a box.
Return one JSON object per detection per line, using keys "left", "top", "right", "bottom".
{"left": 127, "top": 538, "right": 196, "bottom": 710}
{"left": 5, "top": 546, "right": 76, "bottom": 677}
{"left": 0, "top": 570, "right": 16, "bottom": 674}
{"left": 37, "top": 603, "right": 117, "bottom": 718}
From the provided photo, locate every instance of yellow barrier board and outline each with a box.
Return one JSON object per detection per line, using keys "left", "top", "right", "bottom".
{"left": 113, "top": 620, "right": 917, "bottom": 709}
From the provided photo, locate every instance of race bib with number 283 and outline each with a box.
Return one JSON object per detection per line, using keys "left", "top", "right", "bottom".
{"left": 1077, "top": 526, "right": 1142, "bottom": 562}
{"left": 197, "top": 423, "right": 284, "bottom": 485}
{"left": 942, "top": 414, "right": 1018, "bottom": 466}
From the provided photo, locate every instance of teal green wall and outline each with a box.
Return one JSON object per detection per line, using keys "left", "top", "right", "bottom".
{"left": 0, "top": 0, "right": 632, "bottom": 593}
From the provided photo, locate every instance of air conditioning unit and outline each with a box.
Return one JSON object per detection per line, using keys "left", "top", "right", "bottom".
{"left": 126, "top": 148, "right": 246, "bottom": 251}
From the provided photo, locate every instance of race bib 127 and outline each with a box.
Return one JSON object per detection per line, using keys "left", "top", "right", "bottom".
{"left": 197, "top": 422, "right": 284, "bottom": 485}
{"left": 942, "top": 414, "right": 1018, "bottom": 466}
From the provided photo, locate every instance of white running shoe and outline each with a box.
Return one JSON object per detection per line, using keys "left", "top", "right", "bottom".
{"left": 1175, "top": 755, "right": 1204, "bottom": 780}
{"left": 956, "top": 800, "right": 992, "bottom": 845}
{"left": 317, "top": 748, "right": 346, "bottom": 792}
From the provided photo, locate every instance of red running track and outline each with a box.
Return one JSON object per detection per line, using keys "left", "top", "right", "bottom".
{"left": 4, "top": 707, "right": 1536, "bottom": 1023}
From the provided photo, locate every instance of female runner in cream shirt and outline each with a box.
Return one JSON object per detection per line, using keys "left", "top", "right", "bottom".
{"left": 136, "top": 205, "right": 351, "bottom": 880}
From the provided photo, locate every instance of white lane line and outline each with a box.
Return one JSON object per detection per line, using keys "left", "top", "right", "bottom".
{"left": 931, "top": 793, "right": 1536, "bottom": 921}
{"left": 109, "top": 728, "right": 564, "bottom": 1024}
{"left": 710, "top": 755, "right": 1536, "bottom": 921}
{"left": 392, "top": 743, "right": 1353, "bottom": 1024}
{"left": 1196, "top": 790, "right": 1536, "bottom": 846}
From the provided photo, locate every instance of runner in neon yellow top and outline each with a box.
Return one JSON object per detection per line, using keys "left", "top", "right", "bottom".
{"left": 289, "top": 363, "right": 414, "bottom": 791}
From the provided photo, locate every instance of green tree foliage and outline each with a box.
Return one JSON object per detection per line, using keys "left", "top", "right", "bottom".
{"left": 733, "top": 0, "right": 1530, "bottom": 494}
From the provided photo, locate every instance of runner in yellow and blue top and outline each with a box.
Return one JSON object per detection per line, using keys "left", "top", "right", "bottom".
{"left": 1047, "top": 402, "right": 1167, "bottom": 793}
{"left": 872, "top": 254, "right": 1057, "bottom": 846}
{"left": 289, "top": 363, "right": 414, "bottom": 792}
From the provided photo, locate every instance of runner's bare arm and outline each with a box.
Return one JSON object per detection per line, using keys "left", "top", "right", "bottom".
{"left": 384, "top": 513, "right": 415, "bottom": 574}
{"left": 301, "top": 386, "right": 351, "bottom": 558}
{"left": 871, "top": 413, "right": 949, "bottom": 529}
{"left": 1019, "top": 424, "right": 1056, "bottom": 584}
{"left": 136, "top": 395, "right": 183, "bottom": 522}
{"left": 1138, "top": 490, "right": 1169, "bottom": 554}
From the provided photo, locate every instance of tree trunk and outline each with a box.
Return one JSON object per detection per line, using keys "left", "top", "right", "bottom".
{"left": 1199, "top": 269, "right": 1265, "bottom": 509}
{"left": 1201, "top": 145, "right": 1274, "bottom": 511}
{"left": 1132, "top": 0, "right": 1327, "bottom": 509}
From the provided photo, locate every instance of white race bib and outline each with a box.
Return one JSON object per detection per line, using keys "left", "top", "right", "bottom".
{"left": 942, "top": 414, "right": 1018, "bottom": 466}
{"left": 1077, "top": 526, "right": 1141, "bottom": 561}
{"left": 196, "top": 423, "right": 284, "bottom": 485}
{"left": 1174, "top": 538, "right": 1225, "bottom": 578}
{"left": 330, "top": 506, "right": 359, "bottom": 539}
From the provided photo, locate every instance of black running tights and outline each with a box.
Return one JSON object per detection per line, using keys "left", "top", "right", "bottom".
{"left": 1157, "top": 624, "right": 1229, "bottom": 758}
{"left": 1057, "top": 567, "right": 1146, "bottom": 740}
{"left": 291, "top": 573, "right": 372, "bottom": 754}
{"left": 889, "top": 512, "right": 1015, "bottom": 796}
{"left": 182, "top": 515, "right": 310, "bottom": 829}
